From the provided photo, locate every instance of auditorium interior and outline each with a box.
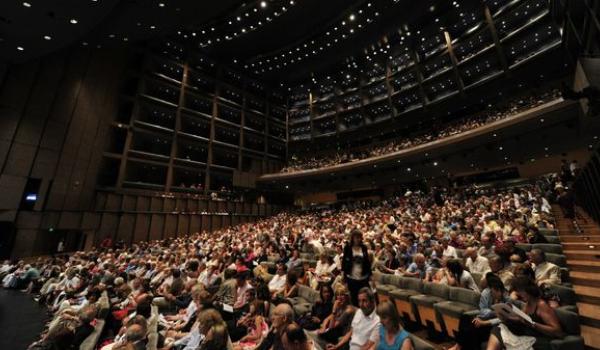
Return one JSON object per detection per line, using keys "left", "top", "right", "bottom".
{"left": 2, "top": 0, "right": 600, "bottom": 349}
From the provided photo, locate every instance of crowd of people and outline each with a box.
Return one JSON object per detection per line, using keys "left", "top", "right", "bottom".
{"left": 0, "top": 173, "right": 576, "bottom": 350}
{"left": 282, "top": 89, "right": 562, "bottom": 173}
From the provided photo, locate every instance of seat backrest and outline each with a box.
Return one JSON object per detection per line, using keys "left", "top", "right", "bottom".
{"left": 423, "top": 282, "right": 449, "bottom": 299}
{"left": 554, "top": 308, "right": 580, "bottom": 335}
{"left": 401, "top": 277, "right": 423, "bottom": 293}
{"left": 533, "top": 243, "right": 563, "bottom": 254}
{"left": 373, "top": 271, "right": 385, "bottom": 284}
{"left": 146, "top": 332, "right": 158, "bottom": 350}
{"left": 97, "top": 291, "right": 110, "bottom": 319}
{"left": 539, "top": 229, "right": 558, "bottom": 236}
{"left": 559, "top": 268, "right": 570, "bottom": 283}
{"left": 516, "top": 243, "right": 532, "bottom": 252}
{"left": 547, "top": 284, "right": 577, "bottom": 305}
{"left": 449, "top": 286, "right": 480, "bottom": 306}
{"left": 545, "top": 253, "right": 567, "bottom": 267}
{"left": 471, "top": 272, "right": 483, "bottom": 286}
{"left": 298, "top": 285, "right": 320, "bottom": 304}
{"left": 544, "top": 236, "right": 561, "bottom": 244}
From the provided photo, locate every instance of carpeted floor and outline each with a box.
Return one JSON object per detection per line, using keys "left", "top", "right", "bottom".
{"left": 0, "top": 288, "right": 48, "bottom": 350}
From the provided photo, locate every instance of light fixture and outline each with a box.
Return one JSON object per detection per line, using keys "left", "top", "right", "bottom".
{"left": 17, "top": 46, "right": 24, "bottom": 51}
{"left": 260, "top": 1, "right": 267, "bottom": 8}
{"left": 349, "top": 14, "right": 356, "bottom": 21}
{"left": 43, "top": 35, "right": 52, "bottom": 40}
{"left": 158, "top": 2, "right": 165, "bottom": 7}
{"left": 70, "top": 18, "right": 78, "bottom": 24}
{"left": 23, "top": 2, "right": 31, "bottom": 7}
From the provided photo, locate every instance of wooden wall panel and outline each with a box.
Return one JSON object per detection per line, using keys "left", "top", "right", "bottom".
{"left": 211, "top": 215, "right": 221, "bottom": 231}
{"left": 201, "top": 215, "right": 211, "bottom": 232}
{"left": 97, "top": 213, "right": 119, "bottom": 243}
{"left": 117, "top": 214, "right": 135, "bottom": 243}
{"left": 164, "top": 198, "right": 176, "bottom": 212}
{"left": 150, "top": 197, "right": 163, "bottom": 211}
{"left": 58, "top": 212, "right": 81, "bottom": 229}
{"left": 149, "top": 214, "right": 164, "bottom": 241}
{"left": 122, "top": 195, "right": 136, "bottom": 211}
{"left": 176, "top": 198, "right": 187, "bottom": 211}
{"left": 208, "top": 200, "right": 217, "bottom": 212}
{"left": 133, "top": 214, "right": 150, "bottom": 242}
{"left": 106, "top": 193, "right": 122, "bottom": 211}
{"left": 164, "top": 214, "right": 177, "bottom": 238}
{"left": 189, "top": 215, "right": 201, "bottom": 234}
{"left": 136, "top": 196, "right": 150, "bottom": 212}
{"left": 177, "top": 215, "right": 189, "bottom": 236}
{"left": 187, "top": 199, "right": 198, "bottom": 212}
{"left": 198, "top": 200, "right": 208, "bottom": 211}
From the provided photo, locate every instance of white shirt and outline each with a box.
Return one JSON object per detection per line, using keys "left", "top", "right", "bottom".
{"left": 442, "top": 245, "right": 458, "bottom": 258}
{"left": 315, "top": 261, "right": 336, "bottom": 277}
{"left": 466, "top": 255, "right": 491, "bottom": 275}
{"left": 534, "top": 261, "right": 561, "bottom": 286}
{"left": 349, "top": 308, "right": 380, "bottom": 350}
{"left": 268, "top": 274, "right": 287, "bottom": 292}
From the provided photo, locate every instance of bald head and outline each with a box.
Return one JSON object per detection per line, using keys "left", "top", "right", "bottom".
{"left": 271, "top": 303, "right": 294, "bottom": 330}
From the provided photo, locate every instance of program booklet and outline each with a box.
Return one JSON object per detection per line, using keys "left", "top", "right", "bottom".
{"left": 494, "top": 303, "right": 534, "bottom": 324}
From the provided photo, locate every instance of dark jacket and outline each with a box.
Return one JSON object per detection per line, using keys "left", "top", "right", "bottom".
{"left": 342, "top": 243, "right": 371, "bottom": 280}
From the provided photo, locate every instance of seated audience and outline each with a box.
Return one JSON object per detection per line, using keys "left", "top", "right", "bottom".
{"left": 486, "top": 276, "right": 563, "bottom": 350}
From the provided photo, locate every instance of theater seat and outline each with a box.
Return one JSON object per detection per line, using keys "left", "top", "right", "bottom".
{"left": 546, "top": 284, "right": 577, "bottom": 307}
{"left": 374, "top": 272, "right": 402, "bottom": 304}
{"left": 533, "top": 243, "right": 563, "bottom": 254}
{"left": 288, "top": 285, "right": 320, "bottom": 316}
{"left": 410, "top": 282, "right": 450, "bottom": 332}
{"left": 539, "top": 229, "right": 559, "bottom": 236}
{"left": 550, "top": 308, "right": 585, "bottom": 350}
{"left": 389, "top": 277, "right": 423, "bottom": 323}
{"left": 409, "top": 333, "right": 435, "bottom": 350}
{"left": 545, "top": 253, "right": 568, "bottom": 267}
{"left": 79, "top": 319, "right": 105, "bottom": 350}
{"left": 434, "top": 287, "right": 480, "bottom": 337}
{"left": 545, "top": 236, "right": 561, "bottom": 244}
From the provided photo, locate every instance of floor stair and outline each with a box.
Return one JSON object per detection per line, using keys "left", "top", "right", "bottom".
{"left": 552, "top": 205, "right": 600, "bottom": 349}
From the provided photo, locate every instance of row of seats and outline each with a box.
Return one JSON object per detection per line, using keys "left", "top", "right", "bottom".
{"left": 373, "top": 272, "right": 584, "bottom": 349}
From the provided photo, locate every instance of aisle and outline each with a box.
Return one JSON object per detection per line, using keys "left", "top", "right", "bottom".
{"left": 0, "top": 289, "right": 48, "bottom": 350}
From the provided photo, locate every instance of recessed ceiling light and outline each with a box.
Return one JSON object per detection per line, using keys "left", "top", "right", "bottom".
{"left": 43, "top": 35, "right": 52, "bottom": 40}
{"left": 158, "top": 2, "right": 165, "bottom": 7}
{"left": 349, "top": 14, "right": 355, "bottom": 21}
{"left": 22, "top": 2, "right": 31, "bottom": 7}
{"left": 70, "top": 18, "right": 78, "bottom": 24}
{"left": 17, "top": 46, "right": 24, "bottom": 51}
{"left": 260, "top": 1, "right": 267, "bottom": 8}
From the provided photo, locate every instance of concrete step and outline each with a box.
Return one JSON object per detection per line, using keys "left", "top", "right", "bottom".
{"left": 570, "top": 271, "right": 600, "bottom": 287}
{"left": 573, "top": 285, "right": 600, "bottom": 304}
{"left": 577, "top": 302, "right": 600, "bottom": 321}
{"left": 562, "top": 242, "right": 600, "bottom": 251}
{"left": 581, "top": 325, "right": 600, "bottom": 349}
{"left": 566, "top": 260, "right": 600, "bottom": 273}
{"left": 564, "top": 250, "right": 600, "bottom": 260}
{"left": 557, "top": 235, "right": 600, "bottom": 243}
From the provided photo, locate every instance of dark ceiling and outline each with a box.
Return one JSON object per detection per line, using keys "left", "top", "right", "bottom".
{"left": 0, "top": 0, "right": 483, "bottom": 84}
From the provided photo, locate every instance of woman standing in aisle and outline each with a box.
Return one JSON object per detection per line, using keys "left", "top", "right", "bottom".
{"left": 342, "top": 229, "right": 372, "bottom": 306}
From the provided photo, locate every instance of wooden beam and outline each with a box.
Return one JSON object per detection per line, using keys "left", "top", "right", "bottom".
{"left": 484, "top": 5, "right": 510, "bottom": 74}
